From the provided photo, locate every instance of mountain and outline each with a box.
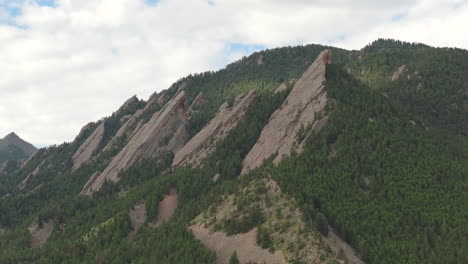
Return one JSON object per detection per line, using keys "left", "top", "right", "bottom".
{"left": 0, "top": 132, "right": 37, "bottom": 163}
{"left": 0, "top": 39, "right": 466, "bottom": 264}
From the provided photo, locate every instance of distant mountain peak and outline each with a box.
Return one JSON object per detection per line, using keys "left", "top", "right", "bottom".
{"left": 5, "top": 132, "right": 19, "bottom": 139}
{"left": 0, "top": 132, "right": 37, "bottom": 163}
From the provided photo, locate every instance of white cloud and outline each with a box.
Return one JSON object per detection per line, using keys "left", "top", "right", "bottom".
{"left": 0, "top": 0, "right": 466, "bottom": 146}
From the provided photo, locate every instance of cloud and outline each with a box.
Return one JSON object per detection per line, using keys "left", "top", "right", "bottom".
{"left": 0, "top": 0, "right": 466, "bottom": 146}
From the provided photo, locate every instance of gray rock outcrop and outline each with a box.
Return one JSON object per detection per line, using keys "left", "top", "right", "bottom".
{"left": 241, "top": 50, "right": 331, "bottom": 174}
{"left": 391, "top": 65, "right": 407, "bottom": 81}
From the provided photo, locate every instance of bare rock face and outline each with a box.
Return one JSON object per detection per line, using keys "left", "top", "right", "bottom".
{"left": 28, "top": 219, "right": 54, "bottom": 248}
{"left": 81, "top": 91, "right": 190, "bottom": 195}
{"left": 128, "top": 201, "right": 146, "bottom": 241}
{"left": 103, "top": 110, "right": 144, "bottom": 152}
{"left": 241, "top": 50, "right": 331, "bottom": 174}
{"left": 173, "top": 90, "right": 258, "bottom": 168}
{"left": 117, "top": 95, "right": 139, "bottom": 114}
{"left": 72, "top": 123, "right": 106, "bottom": 169}
{"left": 391, "top": 65, "right": 408, "bottom": 81}
{"left": 0, "top": 159, "right": 25, "bottom": 177}
{"left": 76, "top": 122, "right": 97, "bottom": 139}
{"left": 18, "top": 159, "right": 46, "bottom": 190}
{"left": 104, "top": 91, "right": 170, "bottom": 152}
{"left": 189, "top": 92, "right": 206, "bottom": 113}
{"left": 274, "top": 83, "right": 288, "bottom": 94}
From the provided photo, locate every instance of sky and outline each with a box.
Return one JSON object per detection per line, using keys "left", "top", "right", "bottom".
{"left": 0, "top": 0, "right": 467, "bottom": 147}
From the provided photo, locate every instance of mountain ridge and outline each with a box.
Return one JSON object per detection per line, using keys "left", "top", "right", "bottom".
{"left": 0, "top": 39, "right": 466, "bottom": 264}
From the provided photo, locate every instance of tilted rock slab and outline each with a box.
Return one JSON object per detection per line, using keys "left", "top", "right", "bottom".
{"left": 81, "top": 91, "right": 189, "bottom": 195}
{"left": 18, "top": 158, "right": 47, "bottom": 190}
{"left": 102, "top": 110, "right": 142, "bottom": 152}
{"left": 391, "top": 64, "right": 407, "bottom": 81}
{"left": 72, "top": 122, "right": 106, "bottom": 169}
{"left": 104, "top": 91, "right": 170, "bottom": 151}
{"left": 241, "top": 50, "right": 331, "bottom": 174}
{"left": 173, "top": 90, "right": 257, "bottom": 168}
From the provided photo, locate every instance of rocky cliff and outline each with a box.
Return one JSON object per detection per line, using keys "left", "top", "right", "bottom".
{"left": 81, "top": 91, "right": 190, "bottom": 195}
{"left": 241, "top": 50, "right": 331, "bottom": 174}
{"left": 173, "top": 90, "right": 257, "bottom": 168}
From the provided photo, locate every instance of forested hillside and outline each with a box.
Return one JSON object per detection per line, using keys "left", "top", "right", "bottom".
{"left": 0, "top": 39, "right": 466, "bottom": 264}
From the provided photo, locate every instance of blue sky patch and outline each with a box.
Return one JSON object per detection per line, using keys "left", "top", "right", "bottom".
{"left": 391, "top": 12, "right": 407, "bottom": 22}
{"left": 145, "top": 0, "right": 160, "bottom": 6}
{"left": 327, "top": 34, "right": 347, "bottom": 44}
{"left": 227, "top": 42, "right": 266, "bottom": 54}
{"left": 1, "top": 0, "right": 56, "bottom": 17}
{"left": 208, "top": 0, "right": 215, "bottom": 6}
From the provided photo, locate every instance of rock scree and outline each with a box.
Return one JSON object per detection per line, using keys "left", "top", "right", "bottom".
{"left": 241, "top": 49, "right": 331, "bottom": 174}
{"left": 173, "top": 90, "right": 258, "bottom": 168}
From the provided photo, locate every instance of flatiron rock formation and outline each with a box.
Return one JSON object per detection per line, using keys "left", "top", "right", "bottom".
{"left": 81, "top": 91, "right": 189, "bottom": 195}
{"left": 391, "top": 64, "right": 408, "bottom": 81}
{"left": 173, "top": 90, "right": 257, "bottom": 167}
{"left": 241, "top": 50, "right": 331, "bottom": 174}
{"left": 72, "top": 123, "right": 105, "bottom": 169}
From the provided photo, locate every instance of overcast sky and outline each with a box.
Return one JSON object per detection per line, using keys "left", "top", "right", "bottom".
{"left": 1, "top": 0, "right": 467, "bottom": 147}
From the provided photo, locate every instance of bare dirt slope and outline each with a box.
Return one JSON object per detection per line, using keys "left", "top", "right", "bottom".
{"left": 150, "top": 188, "right": 178, "bottom": 227}
{"left": 241, "top": 50, "right": 331, "bottom": 174}
{"left": 192, "top": 178, "right": 343, "bottom": 264}
{"left": 128, "top": 201, "right": 146, "bottom": 241}
{"left": 81, "top": 91, "right": 189, "bottom": 195}
{"left": 323, "top": 228, "right": 366, "bottom": 264}
{"left": 173, "top": 90, "right": 257, "bottom": 167}
{"left": 190, "top": 225, "right": 287, "bottom": 264}
{"left": 28, "top": 219, "right": 54, "bottom": 248}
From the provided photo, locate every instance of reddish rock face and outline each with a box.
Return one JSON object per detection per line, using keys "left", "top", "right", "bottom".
{"left": 81, "top": 91, "right": 190, "bottom": 195}
{"left": 172, "top": 90, "right": 258, "bottom": 168}
{"left": 72, "top": 122, "right": 106, "bottom": 169}
{"left": 241, "top": 50, "right": 331, "bottom": 174}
